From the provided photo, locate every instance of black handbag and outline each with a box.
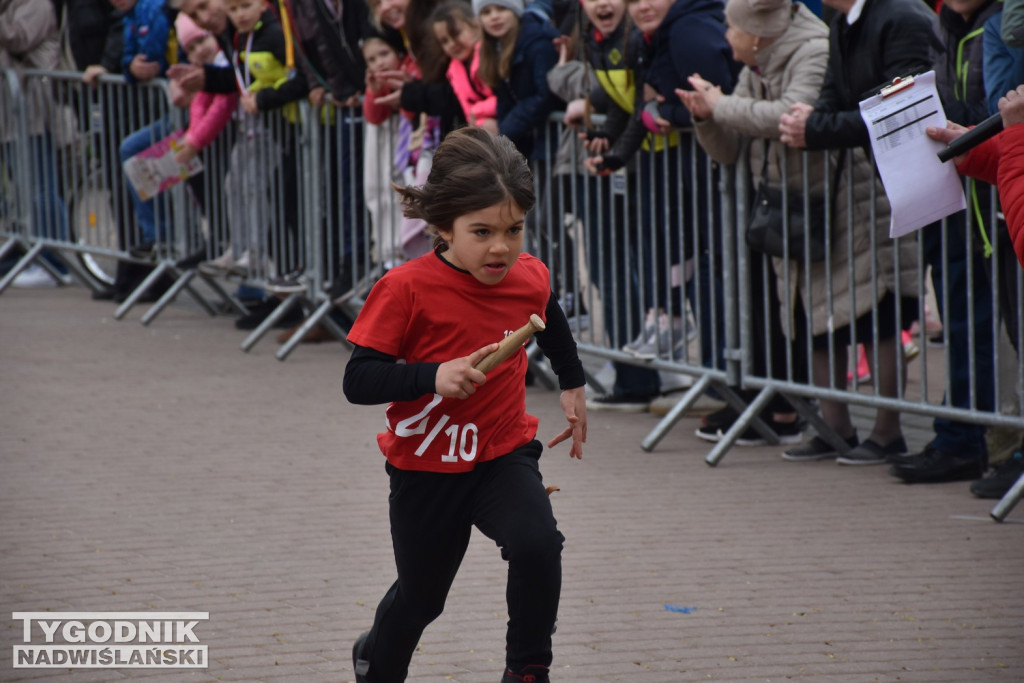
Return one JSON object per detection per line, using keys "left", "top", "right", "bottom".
{"left": 746, "top": 144, "right": 843, "bottom": 262}
{"left": 746, "top": 182, "right": 828, "bottom": 261}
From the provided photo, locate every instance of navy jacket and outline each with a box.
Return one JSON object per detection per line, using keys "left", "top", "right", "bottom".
{"left": 638, "top": 0, "right": 738, "bottom": 128}
{"left": 495, "top": 10, "right": 562, "bottom": 160}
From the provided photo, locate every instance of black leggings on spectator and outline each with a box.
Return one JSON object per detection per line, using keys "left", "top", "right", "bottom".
{"left": 359, "top": 440, "right": 563, "bottom": 682}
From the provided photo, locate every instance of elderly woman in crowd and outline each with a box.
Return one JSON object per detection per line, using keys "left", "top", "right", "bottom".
{"left": 680, "top": 0, "right": 919, "bottom": 466}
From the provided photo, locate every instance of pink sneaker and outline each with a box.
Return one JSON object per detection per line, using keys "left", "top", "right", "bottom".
{"left": 847, "top": 344, "right": 871, "bottom": 384}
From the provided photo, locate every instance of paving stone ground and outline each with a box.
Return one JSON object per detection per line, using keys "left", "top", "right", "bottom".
{"left": 2, "top": 286, "right": 1023, "bottom": 682}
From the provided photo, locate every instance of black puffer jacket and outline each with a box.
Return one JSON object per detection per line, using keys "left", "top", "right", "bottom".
{"left": 66, "top": 0, "right": 122, "bottom": 72}
{"left": 805, "top": 0, "right": 939, "bottom": 150}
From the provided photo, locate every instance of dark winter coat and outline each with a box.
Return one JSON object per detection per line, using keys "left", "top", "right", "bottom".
{"left": 494, "top": 10, "right": 562, "bottom": 160}
{"left": 66, "top": 0, "right": 122, "bottom": 72}
{"left": 289, "top": 0, "right": 370, "bottom": 101}
{"left": 805, "top": 0, "right": 938, "bottom": 150}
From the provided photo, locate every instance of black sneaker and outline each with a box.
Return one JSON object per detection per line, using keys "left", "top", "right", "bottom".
{"left": 782, "top": 434, "right": 859, "bottom": 462}
{"left": 352, "top": 631, "right": 370, "bottom": 683}
{"left": 502, "top": 664, "right": 550, "bottom": 683}
{"left": 585, "top": 392, "right": 654, "bottom": 412}
{"left": 889, "top": 445, "right": 986, "bottom": 484}
{"left": 837, "top": 436, "right": 908, "bottom": 466}
{"left": 696, "top": 414, "right": 804, "bottom": 446}
{"left": 969, "top": 452, "right": 1024, "bottom": 499}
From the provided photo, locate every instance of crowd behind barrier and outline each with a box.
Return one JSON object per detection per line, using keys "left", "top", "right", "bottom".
{"left": 1, "top": 66, "right": 1022, "bottom": 520}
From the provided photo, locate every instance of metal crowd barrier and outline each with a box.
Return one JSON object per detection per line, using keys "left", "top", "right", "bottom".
{"left": 2, "top": 67, "right": 1021, "bottom": 520}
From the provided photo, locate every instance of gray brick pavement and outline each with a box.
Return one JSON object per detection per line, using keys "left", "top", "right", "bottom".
{"left": 1, "top": 288, "right": 1022, "bottom": 682}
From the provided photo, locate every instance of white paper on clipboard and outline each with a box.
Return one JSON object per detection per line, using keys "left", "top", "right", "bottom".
{"left": 858, "top": 71, "right": 966, "bottom": 238}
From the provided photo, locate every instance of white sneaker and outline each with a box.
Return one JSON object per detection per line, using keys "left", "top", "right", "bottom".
{"left": 229, "top": 250, "right": 251, "bottom": 275}
{"left": 622, "top": 308, "right": 659, "bottom": 354}
{"left": 12, "top": 264, "right": 70, "bottom": 288}
{"left": 629, "top": 313, "right": 688, "bottom": 360}
{"left": 199, "top": 249, "right": 235, "bottom": 274}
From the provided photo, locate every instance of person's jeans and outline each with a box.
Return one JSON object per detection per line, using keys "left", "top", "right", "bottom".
{"left": 922, "top": 212, "right": 996, "bottom": 457}
{"left": 119, "top": 116, "right": 173, "bottom": 245}
{"left": 2, "top": 135, "right": 69, "bottom": 273}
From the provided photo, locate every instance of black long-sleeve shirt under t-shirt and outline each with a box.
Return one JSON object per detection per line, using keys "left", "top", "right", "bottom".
{"left": 343, "top": 291, "right": 585, "bottom": 405}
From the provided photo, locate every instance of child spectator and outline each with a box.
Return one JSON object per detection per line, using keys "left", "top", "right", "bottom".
{"left": 202, "top": 0, "right": 308, "bottom": 274}
{"left": 475, "top": 0, "right": 560, "bottom": 160}
{"left": 430, "top": 0, "right": 497, "bottom": 130}
{"left": 112, "top": 0, "right": 176, "bottom": 295}
{"left": 343, "top": 126, "right": 586, "bottom": 683}
{"left": 362, "top": 33, "right": 436, "bottom": 270}
{"left": 113, "top": 0, "right": 171, "bottom": 84}
{"left": 172, "top": 13, "right": 237, "bottom": 166}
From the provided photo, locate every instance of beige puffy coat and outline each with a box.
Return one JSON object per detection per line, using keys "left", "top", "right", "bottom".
{"left": 0, "top": 0, "right": 60, "bottom": 141}
{"left": 694, "top": 2, "right": 919, "bottom": 337}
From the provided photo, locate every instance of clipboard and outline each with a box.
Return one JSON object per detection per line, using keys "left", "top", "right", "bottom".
{"left": 857, "top": 70, "right": 966, "bottom": 237}
{"left": 880, "top": 75, "right": 916, "bottom": 98}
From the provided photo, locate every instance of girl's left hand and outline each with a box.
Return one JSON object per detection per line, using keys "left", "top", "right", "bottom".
{"left": 241, "top": 92, "right": 259, "bottom": 114}
{"left": 548, "top": 387, "right": 586, "bottom": 459}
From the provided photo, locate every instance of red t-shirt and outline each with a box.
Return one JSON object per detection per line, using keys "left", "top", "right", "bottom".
{"left": 346, "top": 251, "right": 551, "bottom": 472}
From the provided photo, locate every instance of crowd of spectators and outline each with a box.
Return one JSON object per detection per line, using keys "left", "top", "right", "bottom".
{"left": 1, "top": 0, "right": 1023, "bottom": 500}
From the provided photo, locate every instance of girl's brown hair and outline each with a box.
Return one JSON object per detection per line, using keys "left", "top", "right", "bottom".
{"left": 429, "top": 0, "right": 479, "bottom": 45}
{"left": 477, "top": 12, "right": 520, "bottom": 87}
{"left": 396, "top": 127, "right": 535, "bottom": 249}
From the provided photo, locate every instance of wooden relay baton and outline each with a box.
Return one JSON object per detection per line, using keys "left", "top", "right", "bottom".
{"left": 474, "top": 314, "right": 545, "bottom": 374}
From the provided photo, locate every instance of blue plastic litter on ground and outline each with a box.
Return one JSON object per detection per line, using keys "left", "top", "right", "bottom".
{"left": 664, "top": 604, "right": 698, "bottom": 613}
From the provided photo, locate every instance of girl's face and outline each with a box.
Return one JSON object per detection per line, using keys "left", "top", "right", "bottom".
{"left": 437, "top": 200, "right": 525, "bottom": 285}
{"left": 478, "top": 5, "right": 517, "bottom": 41}
{"left": 582, "top": 0, "right": 627, "bottom": 36}
{"left": 725, "top": 25, "right": 758, "bottom": 66}
{"left": 626, "top": 0, "right": 672, "bottom": 35}
{"left": 376, "top": 0, "right": 410, "bottom": 30}
{"left": 225, "top": 0, "right": 263, "bottom": 33}
{"left": 363, "top": 39, "right": 401, "bottom": 74}
{"left": 433, "top": 18, "right": 480, "bottom": 62}
{"left": 186, "top": 34, "right": 219, "bottom": 66}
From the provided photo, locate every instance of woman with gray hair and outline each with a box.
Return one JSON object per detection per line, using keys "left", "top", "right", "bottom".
{"left": 680, "top": 0, "right": 919, "bottom": 466}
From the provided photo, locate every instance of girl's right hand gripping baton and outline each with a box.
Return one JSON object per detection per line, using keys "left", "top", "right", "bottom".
{"left": 473, "top": 314, "right": 545, "bottom": 374}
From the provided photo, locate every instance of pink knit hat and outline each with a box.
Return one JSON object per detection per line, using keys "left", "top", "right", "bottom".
{"left": 175, "top": 12, "right": 210, "bottom": 50}
{"left": 725, "top": 0, "right": 793, "bottom": 39}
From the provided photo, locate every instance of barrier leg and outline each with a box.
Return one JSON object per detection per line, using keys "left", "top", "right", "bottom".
{"left": 241, "top": 292, "right": 303, "bottom": 353}
{"left": 705, "top": 386, "right": 777, "bottom": 467}
{"left": 642, "top": 374, "right": 714, "bottom": 452}
{"left": 0, "top": 242, "right": 44, "bottom": 294}
{"left": 58, "top": 250, "right": 107, "bottom": 294}
{"left": 784, "top": 395, "right": 855, "bottom": 456}
{"left": 114, "top": 261, "right": 171, "bottom": 320}
{"left": 275, "top": 298, "right": 349, "bottom": 361}
{"left": 990, "top": 472, "right": 1024, "bottom": 522}
{"left": 179, "top": 275, "right": 219, "bottom": 317}
{"left": 197, "top": 273, "right": 250, "bottom": 317}
{"left": 140, "top": 268, "right": 207, "bottom": 326}
{"left": 0, "top": 237, "right": 19, "bottom": 263}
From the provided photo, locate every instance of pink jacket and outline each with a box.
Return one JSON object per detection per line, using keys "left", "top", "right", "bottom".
{"left": 184, "top": 90, "right": 238, "bottom": 150}
{"left": 445, "top": 43, "right": 495, "bottom": 125}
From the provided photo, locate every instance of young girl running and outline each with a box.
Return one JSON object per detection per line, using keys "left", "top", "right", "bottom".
{"left": 430, "top": 1, "right": 497, "bottom": 130}
{"left": 343, "top": 127, "right": 587, "bottom": 683}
